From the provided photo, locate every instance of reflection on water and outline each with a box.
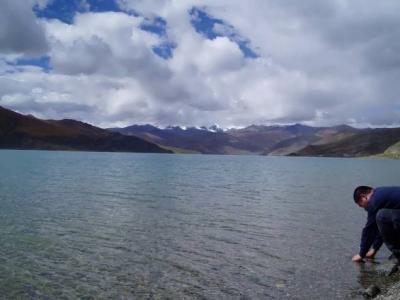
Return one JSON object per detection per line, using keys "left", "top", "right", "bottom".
{"left": 0, "top": 150, "right": 400, "bottom": 299}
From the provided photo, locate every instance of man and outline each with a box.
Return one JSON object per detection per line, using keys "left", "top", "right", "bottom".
{"left": 352, "top": 186, "right": 400, "bottom": 263}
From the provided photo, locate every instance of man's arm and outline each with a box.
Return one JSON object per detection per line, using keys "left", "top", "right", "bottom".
{"left": 353, "top": 212, "right": 379, "bottom": 262}
{"left": 366, "top": 235, "right": 383, "bottom": 258}
{"left": 372, "top": 234, "right": 383, "bottom": 252}
{"left": 359, "top": 212, "right": 379, "bottom": 258}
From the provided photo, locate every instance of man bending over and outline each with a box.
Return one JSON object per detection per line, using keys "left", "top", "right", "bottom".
{"left": 352, "top": 186, "right": 400, "bottom": 263}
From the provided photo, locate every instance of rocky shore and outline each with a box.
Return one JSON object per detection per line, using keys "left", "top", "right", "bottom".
{"left": 375, "top": 280, "right": 400, "bottom": 300}
{"left": 352, "top": 257, "right": 400, "bottom": 299}
{"left": 363, "top": 261, "right": 400, "bottom": 299}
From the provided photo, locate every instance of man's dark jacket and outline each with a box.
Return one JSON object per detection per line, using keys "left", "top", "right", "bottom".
{"left": 359, "top": 187, "right": 400, "bottom": 257}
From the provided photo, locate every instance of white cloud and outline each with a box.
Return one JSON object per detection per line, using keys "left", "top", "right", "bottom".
{"left": 1, "top": 0, "right": 400, "bottom": 128}
{"left": 45, "top": 12, "right": 158, "bottom": 76}
{"left": 117, "top": 0, "right": 400, "bottom": 127}
{"left": 193, "top": 37, "right": 244, "bottom": 73}
{"left": 0, "top": 0, "right": 48, "bottom": 56}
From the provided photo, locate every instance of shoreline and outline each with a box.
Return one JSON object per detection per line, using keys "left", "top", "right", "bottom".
{"left": 376, "top": 280, "right": 400, "bottom": 299}
{"left": 362, "top": 260, "right": 400, "bottom": 299}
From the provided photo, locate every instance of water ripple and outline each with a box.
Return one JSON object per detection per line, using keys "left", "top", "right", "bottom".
{"left": 1, "top": 151, "right": 400, "bottom": 298}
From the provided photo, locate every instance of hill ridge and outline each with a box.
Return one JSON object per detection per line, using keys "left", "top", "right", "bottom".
{"left": 0, "top": 106, "right": 171, "bottom": 154}
{"left": 111, "top": 123, "right": 400, "bottom": 157}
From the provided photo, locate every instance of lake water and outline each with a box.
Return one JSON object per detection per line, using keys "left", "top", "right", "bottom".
{"left": 0, "top": 150, "right": 399, "bottom": 299}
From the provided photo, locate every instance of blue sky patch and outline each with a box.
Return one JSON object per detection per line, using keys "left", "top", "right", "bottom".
{"left": 34, "top": 0, "right": 123, "bottom": 24}
{"left": 190, "top": 7, "right": 221, "bottom": 40}
{"left": 13, "top": 56, "right": 52, "bottom": 72}
{"left": 16, "top": 56, "right": 52, "bottom": 71}
{"left": 152, "top": 42, "right": 176, "bottom": 59}
{"left": 140, "top": 16, "right": 175, "bottom": 59}
{"left": 85, "top": 0, "right": 122, "bottom": 13}
{"left": 140, "top": 17, "right": 167, "bottom": 37}
{"left": 190, "top": 7, "right": 258, "bottom": 59}
{"left": 238, "top": 44, "right": 258, "bottom": 59}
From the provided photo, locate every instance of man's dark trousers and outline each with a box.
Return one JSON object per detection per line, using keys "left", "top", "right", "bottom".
{"left": 377, "top": 209, "right": 400, "bottom": 259}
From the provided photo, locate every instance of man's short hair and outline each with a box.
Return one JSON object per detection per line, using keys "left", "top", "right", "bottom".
{"left": 353, "top": 186, "right": 373, "bottom": 203}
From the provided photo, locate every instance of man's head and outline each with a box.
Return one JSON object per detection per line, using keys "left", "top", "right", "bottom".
{"left": 353, "top": 186, "right": 373, "bottom": 209}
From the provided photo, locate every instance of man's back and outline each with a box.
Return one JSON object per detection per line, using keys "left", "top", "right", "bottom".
{"left": 368, "top": 187, "right": 400, "bottom": 214}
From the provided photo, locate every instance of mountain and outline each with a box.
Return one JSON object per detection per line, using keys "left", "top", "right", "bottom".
{"left": 227, "top": 124, "right": 323, "bottom": 155}
{"left": 109, "top": 124, "right": 236, "bottom": 154}
{"left": 292, "top": 127, "right": 400, "bottom": 157}
{"left": 110, "top": 122, "right": 400, "bottom": 158}
{"left": 111, "top": 124, "right": 295, "bottom": 154}
{"left": 265, "top": 124, "right": 360, "bottom": 155}
{"left": 0, "top": 106, "right": 171, "bottom": 153}
{"left": 109, "top": 123, "right": 367, "bottom": 156}
{"left": 4, "top": 104, "right": 398, "bottom": 158}
{"left": 379, "top": 141, "right": 400, "bottom": 159}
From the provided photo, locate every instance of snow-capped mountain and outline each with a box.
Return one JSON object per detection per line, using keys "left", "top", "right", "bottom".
{"left": 108, "top": 122, "right": 381, "bottom": 156}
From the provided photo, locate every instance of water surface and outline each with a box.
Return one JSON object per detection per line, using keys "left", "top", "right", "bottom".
{"left": 0, "top": 150, "right": 399, "bottom": 299}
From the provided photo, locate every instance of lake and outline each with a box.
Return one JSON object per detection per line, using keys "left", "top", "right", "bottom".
{"left": 0, "top": 150, "right": 399, "bottom": 299}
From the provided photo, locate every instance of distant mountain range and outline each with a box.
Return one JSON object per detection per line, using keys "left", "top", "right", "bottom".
{"left": 2, "top": 105, "right": 400, "bottom": 158}
{"left": 0, "top": 106, "right": 171, "bottom": 153}
{"left": 110, "top": 123, "right": 400, "bottom": 158}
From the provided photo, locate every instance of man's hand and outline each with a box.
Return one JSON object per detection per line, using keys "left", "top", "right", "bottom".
{"left": 352, "top": 254, "right": 365, "bottom": 262}
{"left": 366, "top": 249, "right": 377, "bottom": 259}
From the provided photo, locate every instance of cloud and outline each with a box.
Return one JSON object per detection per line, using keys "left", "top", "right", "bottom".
{"left": 33, "top": 0, "right": 54, "bottom": 10}
{"left": 0, "top": 0, "right": 48, "bottom": 56}
{"left": 45, "top": 13, "right": 174, "bottom": 79}
{"left": 1, "top": 0, "right": 400, "bottom": 128}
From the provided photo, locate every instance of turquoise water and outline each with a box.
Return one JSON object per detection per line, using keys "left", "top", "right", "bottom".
{"left": 0, "top": 150, "right": 399, "bottom": 299}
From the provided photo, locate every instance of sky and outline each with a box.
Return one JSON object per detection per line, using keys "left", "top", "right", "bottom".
{"left": 0, "top": 0, "right": 400, "bottom": 128}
